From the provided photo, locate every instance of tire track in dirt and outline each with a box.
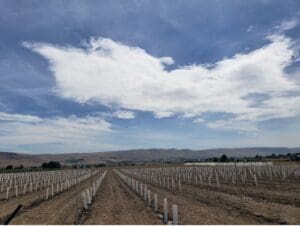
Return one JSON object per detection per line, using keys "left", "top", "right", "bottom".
{"left": 83, "top": 170, "right": 161, "bottom": 225}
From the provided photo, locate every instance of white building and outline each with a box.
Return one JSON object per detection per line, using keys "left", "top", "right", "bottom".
{"left": 184, "top": 162, "right": 273, "bottom": 166}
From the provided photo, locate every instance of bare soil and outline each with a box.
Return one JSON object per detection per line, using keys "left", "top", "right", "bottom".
{"left": 4, "top": 171, "right": 102, "bottom": 224}
{"left": 83, "top": 170, "right": 161, "bottom": 225}
{"left": 0, "top": 185, "right": 50, "bottom": 222}
{"left": 1, "top": 169, "right": 299, "bottom": 225}
{"left": 127, "top": 174, "right": 300, "bottom": 224}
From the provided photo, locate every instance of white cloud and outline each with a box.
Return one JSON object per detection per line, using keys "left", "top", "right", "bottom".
{"left": 246, "top": 25, "right": 253, "bottom": 32}
{"left": 193, "top": 118, "right": 205, "bottom": 123}
{"left": 276, "top": 17, "right": 300, "bottom": 32}
{"left": 0, "top": 112, "right": 42, "bottom": 123}
{"left": 0, "top": 112, "right": 112, "bottom": 150}
{"left": 154, "top": 111, "right": 174, "bottom": 118}
{"left": 23, "top": 31, "right": 300, "bottom": 132}
{"left": 113, "top": 110, "right": 135, "bottom": 119}
{"left": 205, "top": 119, "right": 258, "bottom": 132}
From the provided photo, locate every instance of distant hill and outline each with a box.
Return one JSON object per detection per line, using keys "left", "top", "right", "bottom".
{"left": 0, "top": 147, "right": 299, "bottom": 167}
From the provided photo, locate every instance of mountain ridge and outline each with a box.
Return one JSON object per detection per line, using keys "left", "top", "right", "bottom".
{"left": 0, "top": 147, "right": 299, "bottom": 167}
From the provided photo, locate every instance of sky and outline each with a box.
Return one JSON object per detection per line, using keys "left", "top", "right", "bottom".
{"left": 0, "top": 0, "right": 300, "bottom": 154}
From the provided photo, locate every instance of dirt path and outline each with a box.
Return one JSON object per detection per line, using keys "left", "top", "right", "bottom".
{"left": 83, "top": 170, "right": 161, "bottom": 225}
{"left": 9, "top": 171, "right": 103, "bottom": 225}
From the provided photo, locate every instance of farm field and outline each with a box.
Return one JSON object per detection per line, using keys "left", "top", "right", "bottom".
{"left": 0, "top": 163, "right": 299, "bottom": 225}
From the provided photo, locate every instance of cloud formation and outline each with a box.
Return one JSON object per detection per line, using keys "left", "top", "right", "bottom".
{"left": 113, "top": 110, "right": 135, "bottom": 119}
{"left": 0, "top": 112, "right": 112, "bottom": 151}
{"left": 276, "top": 16, "right": 300, "bottom": 32}
{"left": 23, "top": 32, "right": 300, "bottom": 131}
{"left": 246, "top": 25, "right": 254, "bottom": 32}
{"left": 0, "top": 112, "right": 42, "bottom": 123}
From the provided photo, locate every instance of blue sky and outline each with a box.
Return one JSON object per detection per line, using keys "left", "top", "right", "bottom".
{"left": 0, "top": 0, "right": 300, "bottom": 153}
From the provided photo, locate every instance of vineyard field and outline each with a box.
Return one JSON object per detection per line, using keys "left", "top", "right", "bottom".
{"left": 0, "top": 163, "right": 299, "bottom": 224}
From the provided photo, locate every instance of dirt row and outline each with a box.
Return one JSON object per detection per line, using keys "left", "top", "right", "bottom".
{"left": 0, "top": 184, "right": 51, "bottom": 222}
{"left": 185, "top": 180, "right": 300, "bottom": 207}
{"left": 1, "top": 168, "right": 299, "bottom": 224}
{"left": 82, "top": 170, "right": 161, "bottom": 224}
{"left": 179, "top": 183, "right": 299, "bottom": 224}
{"left": 2, "top": 170, "right": 162, "bottom": 225}
{"left": 0, "top": 171, "right": 103, "bottom": 224}
{"left": 128, "top": 173, "right": 300, "bottom": 224}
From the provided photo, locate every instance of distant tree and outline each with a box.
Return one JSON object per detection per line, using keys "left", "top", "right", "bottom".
{"left": 290, "top": 153, "right": 300, "bottom": 161}
{"left": 271, "top": 153, "right": 277, "bottom": 158}
{"left": 219, "top": 154, "right": 228, "bottom": 162}
{"left": 41, "top": 163, "right": 48, "bottom": 168}
{"left": 228, "top": 157, "right": 235, "bottom": 162}
{"left": 212, "top": 157, "right": 218, "bottom": 162}
{"left": 41, "top": 161, "right": 61, "bottom": 169}
{"left": 95, "top": 163, "right": 106, "bottom": 167}
{"left": 255, "top": 155, "right": 262, "bottom": 160}
{"left": 48, "top": 161, "right": 61, "bottom": 168}
{"left": 30, "top": 166, "right": 39, "bottom": 171}
{"left": 6, "top": 165, "right": 13, "bottom": 170}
